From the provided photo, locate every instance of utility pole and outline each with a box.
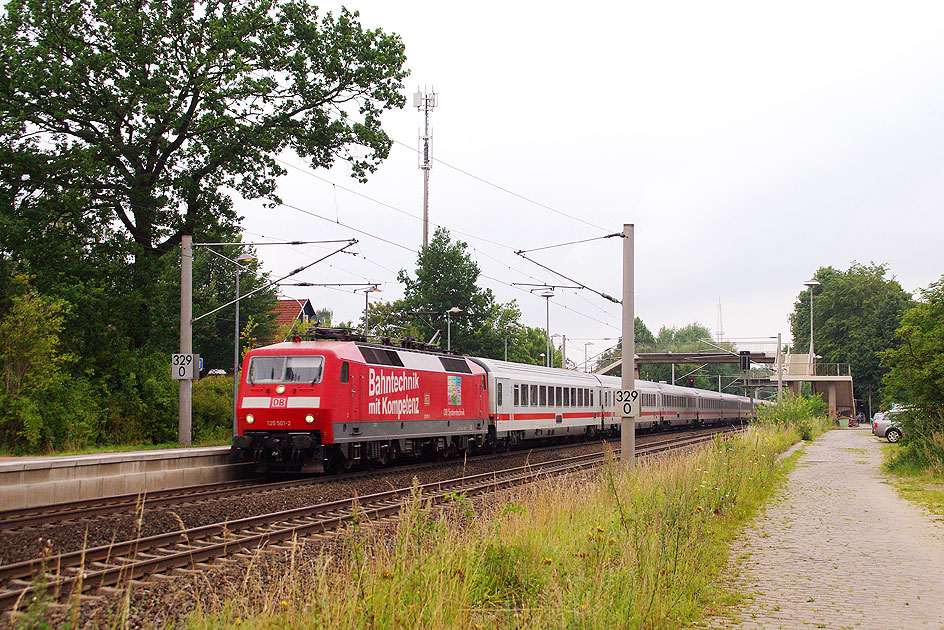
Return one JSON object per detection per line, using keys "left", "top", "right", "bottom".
{"left": 179, "top": 235, "right": 193, "bottom": 447}
{"left": 621, "top": 224, "right": 635, "bottom": 466}
{"left": 414, "top": 87, "right": 438, "bottom": 248}
{"left": 776, "top": 332, "right": 783, "bottom": 403}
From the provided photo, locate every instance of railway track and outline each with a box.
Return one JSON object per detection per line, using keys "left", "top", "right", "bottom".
{"left": 0, "top": 428, "right": 738, "bottom": 612}
{"left": 0, "top": 428, "right": 726, "bottom": 531}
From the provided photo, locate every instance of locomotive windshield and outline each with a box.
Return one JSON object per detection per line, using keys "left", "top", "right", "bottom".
{"left": 247, "top": 355, "right": 325, "bottom": 384}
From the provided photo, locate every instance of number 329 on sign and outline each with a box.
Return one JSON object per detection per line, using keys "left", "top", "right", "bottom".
{"left": 616, "top": 389, "right": 640, "bottom": 418}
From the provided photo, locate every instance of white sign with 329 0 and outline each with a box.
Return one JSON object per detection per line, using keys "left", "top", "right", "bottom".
{"left": 171, "top": 354, "right": 196, "bottom": 380}
{"left": 616, "top": 389, "right": 640, "bottom": 418}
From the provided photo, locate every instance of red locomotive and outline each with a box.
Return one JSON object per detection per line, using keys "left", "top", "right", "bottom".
{"left": 232, "top": 332, "right": 489, "bottom": 473}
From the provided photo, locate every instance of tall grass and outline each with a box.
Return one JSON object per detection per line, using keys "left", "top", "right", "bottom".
{"left": 185, "top": 426, "right": 798, "bottom": 630}
{"left": 755, "top": 393, "right": 829, "bottom": 441}
{"left": 885, "top": 408, "right": 944, "bottom": 479}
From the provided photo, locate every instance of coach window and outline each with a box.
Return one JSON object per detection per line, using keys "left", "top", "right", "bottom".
{"left": 521, "top": 384, "right": 528, "bottom": 406}
{"left": 497, "top": 383, "right": 503, "bottom": 406}
{"left": 540, "top": 385, "right": 547, "bottom": 406}
{"left": 340, "top": 361, "right": 349, "bottom": 383}
{"left": 514, "top": 384, "right": 520, "bottom": 406}
{"left": 590, "top": 390, "right": 594, "bottom": 407}
{"left": 530, "top": 384, "right": 538, "bottom": 406}
{"left": 576, "top": 388, "right": 583, "bottom": 407}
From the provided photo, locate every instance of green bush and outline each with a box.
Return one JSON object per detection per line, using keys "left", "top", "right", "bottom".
{"left": 755, "top": 393, "right": 828, "bottom": 441}
{"left": 98, "top": 348, "right": 178, "bottom": 446}
{"left": 887, "top": 408, "right": 944, "bottom": 477}
{"left": 193, "top": 375, "right": 235, "bottom": 442}
{"left": 0, "top": 276, "right": 108, "bottom": 453}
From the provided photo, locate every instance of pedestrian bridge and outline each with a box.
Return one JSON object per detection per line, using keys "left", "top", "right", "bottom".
{"left": 595, "top": 351, "right": 855, "bottom": 417}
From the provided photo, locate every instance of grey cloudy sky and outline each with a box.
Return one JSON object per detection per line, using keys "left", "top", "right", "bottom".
{"left": 239, "top": 0, "right": 944, "bottom": 361}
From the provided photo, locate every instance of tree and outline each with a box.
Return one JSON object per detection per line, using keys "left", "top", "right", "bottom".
{"left": 0, "top": 0, "right": 408, "bottom": 347}
{"left": 0, "top": 276, "right": 94, "bottom": 451}
{"left": 882, "top": 275, "right": 944, "bottom": 412}
{"left": 0, "top": 0, "right": 407, "bottom": 256}
{"left": 591, "top": 317, "right": 654, "bottom": 372}
{"left": 790, "top": 263, "right": 913, "bottom": 402}
{"left": 397, "top": 228, "right": 520, "bottom": 357}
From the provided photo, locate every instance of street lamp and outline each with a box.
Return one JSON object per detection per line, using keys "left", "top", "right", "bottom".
{"left": 357, "top": 285, "right": 381, "bottom": 335}
{"left": 584, "top": 341, "right": 594, "bottom": 373}
{"left": 551, "top": 333, "right": 565, "bottom": 368}
{"left": 539, "top": 289, "right": 554, "bottom": 367}
{"left": 446, "top": 307, "right": 461, "bottom": 351}
{"left": 803, "top": 278, "right": 821, "bottom": 371}
{"left": 504, "top": 323, "right": 517, "bottom": 361}
{"left": 202, "top": 249, "right": 256, "bottom": 437}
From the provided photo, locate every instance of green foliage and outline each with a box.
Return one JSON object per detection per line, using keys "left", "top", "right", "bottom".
{"left": 881, "top": 276, "right": 944, "bottom": 474}
{"left": 0, "top": 0, "right": 408, "bottom": 257}
{"left": 755, "top": 393, "right": 829, "bottom": 441}
{"left": 881, "top": 275, "right": 944, "bottom": 412}
{"left": 469, "top": 543, "right": 541, "bottom": 607}
{"left": 884, "top": 409, "right": 944, "bottom": 478}
{"left": 790, "top": 263, "right": 913, "bottom": 403}
{"left": 595, "top": 321, "right": 743, "bottom": 391}
{"left": 193, "top": 375, "right": 235, "bottom": 443}
{"left": 394, "top": 228, "right": 528, "bottom": 360}
{"left": 0, "top": 276, "right": 105, "bottom": 453}
{"left": 0, "top": 0, "right": 406, "bottom": 451}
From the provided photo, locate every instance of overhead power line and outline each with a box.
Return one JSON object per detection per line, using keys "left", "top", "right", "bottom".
{"left": 392, "top": 139, "right": 612, "bottom": 234}
{"left": 515, "top": 249, "right": 621, "bottom": 304}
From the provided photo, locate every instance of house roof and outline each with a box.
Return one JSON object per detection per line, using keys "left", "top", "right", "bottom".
{"left": 273, "top": 298, "right": 314, "bottom": 329}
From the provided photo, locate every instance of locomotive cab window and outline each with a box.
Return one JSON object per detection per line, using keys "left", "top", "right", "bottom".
{"left": 247, "top": 355, "right": 325, "bottom": 385}
{"left": 340, "top": 361, "right": 350, "bottom": 383}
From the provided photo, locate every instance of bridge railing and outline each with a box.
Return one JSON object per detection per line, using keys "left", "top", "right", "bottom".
{"left": 812, "top": 363, "right": 851, "bottom": 377}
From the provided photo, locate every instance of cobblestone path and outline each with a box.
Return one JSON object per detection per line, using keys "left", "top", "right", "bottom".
{"left": 707, "top": 425, "right": 944, "bottom": 629}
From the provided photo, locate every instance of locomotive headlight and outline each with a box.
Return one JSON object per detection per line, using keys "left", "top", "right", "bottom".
{"left": 305, "top": 414, "right": 315, "bottom": 424}
{"left": 246, "top": 414, "right": 255, "bottom": 424}
{"left": 275, "top": 384, "right": 286, "bottom": 394}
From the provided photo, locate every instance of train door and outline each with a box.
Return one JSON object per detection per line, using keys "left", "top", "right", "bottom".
{"left": 351, "top": 365, "right": 363, "bottom": 420}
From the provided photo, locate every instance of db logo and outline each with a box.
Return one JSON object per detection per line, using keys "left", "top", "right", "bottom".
{"left": 271, "top": 398, "right": 287, "bottom": 408}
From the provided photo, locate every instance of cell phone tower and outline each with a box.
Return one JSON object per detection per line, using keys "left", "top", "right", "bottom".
{"left": 414, "top": 87, "right": 438, "bottom": 248}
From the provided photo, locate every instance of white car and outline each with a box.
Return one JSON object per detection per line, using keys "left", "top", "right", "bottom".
{"left": 871, "top": 410, "right": 903, "bottom": 443}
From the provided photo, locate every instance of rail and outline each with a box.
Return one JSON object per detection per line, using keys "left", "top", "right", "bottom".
{"left": 0, "top": 428, "right": 740, "bottom": 612}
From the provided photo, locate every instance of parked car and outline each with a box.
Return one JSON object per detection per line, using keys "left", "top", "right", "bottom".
{"left": 872, "top": 409, "right": 904, "bottom": 443}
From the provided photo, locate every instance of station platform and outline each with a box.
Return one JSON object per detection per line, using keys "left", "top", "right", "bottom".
{"left": 0, "top": 445, "right": 250, "bottom": 511}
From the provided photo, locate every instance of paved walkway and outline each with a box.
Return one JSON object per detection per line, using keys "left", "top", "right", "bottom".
{"left": 710, "top": 425, "right": 944, "bottom": 629}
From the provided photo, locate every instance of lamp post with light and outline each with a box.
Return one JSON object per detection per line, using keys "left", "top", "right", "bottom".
{"left": 201, "top": 248, "right": 256, "bottom": 437}
{"left": 446, "top": 307, "right": 461, "bottom": 351}
{"left": 357, "top": 285, "right": 381, "bottom": 336}
{"left": 539, "top": 289, "right": 554, "bottom": 366}
{"left": 504, "top": 323, "right": 516, "bottom": 361}
{"left": 551, "top": 334, "right": 562, "bottom": 368}
{"left": 803, "top": 278, "right": 821, "bottom": 372}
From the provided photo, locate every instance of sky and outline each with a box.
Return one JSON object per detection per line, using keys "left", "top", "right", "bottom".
{"left": 237, "top": 0, "right": 944, "bottom": 364}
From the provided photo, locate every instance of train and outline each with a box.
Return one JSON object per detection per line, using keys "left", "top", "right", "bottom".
{"left": 231, "top": 329, "right": 759, "bottom": 473}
